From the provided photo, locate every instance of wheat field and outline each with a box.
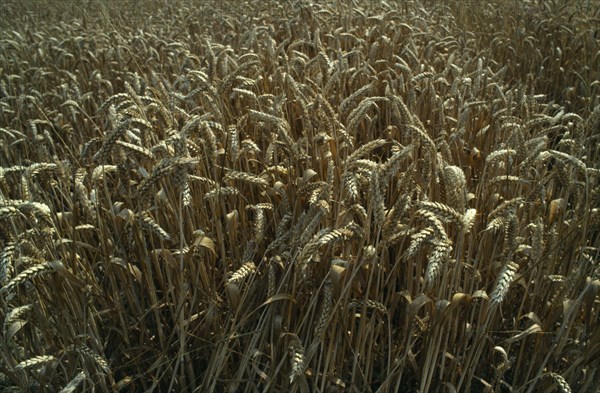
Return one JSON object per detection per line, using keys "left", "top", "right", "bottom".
{"left": 1, "top": 0, "right": 599, "bottom": 392}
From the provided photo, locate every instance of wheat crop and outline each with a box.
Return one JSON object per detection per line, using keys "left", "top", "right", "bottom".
{"left": 1, "top": 0, "right": 599, "bottom": 392}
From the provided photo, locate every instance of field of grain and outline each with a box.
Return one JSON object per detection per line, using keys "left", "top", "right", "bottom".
{"left": 1, "top": 0, "right": 599, "bottom": 392}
